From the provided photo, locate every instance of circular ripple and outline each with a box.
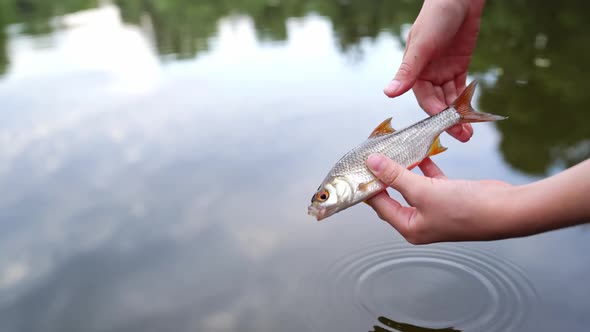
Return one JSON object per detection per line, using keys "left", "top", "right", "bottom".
{"left": 312, "top": 241, "right": 537, "bottom": 332}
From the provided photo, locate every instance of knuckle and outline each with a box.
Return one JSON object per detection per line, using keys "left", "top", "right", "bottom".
{"left": 416, "top": 99, "right": 428, "bottom": 111}
{"left": 404, "top": 215, "right": 428, "bottom": 245}
{"left": 396, "top": 62, "right": 414, "bottom": 80}
{"left": 405, "top": 231, "right": 427, "bottom": 245}
{"left": 436, "top": 0, "right": 464, "bottom": 15}
{"left": 381, "top": 166, "right": 402, "bottom": 186}
{"left": 376, "top": 211, "right": 388, "bottom": 222}
{"left": 405, "top": 236, "right": 421, "bottom": 245}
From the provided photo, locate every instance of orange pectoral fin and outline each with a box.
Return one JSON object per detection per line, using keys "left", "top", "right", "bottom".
{"left": 426, "top": 135, "right": 448, "bottom": 157}
{"left": 358, "top": 180, "right": 377, "bottom": 192}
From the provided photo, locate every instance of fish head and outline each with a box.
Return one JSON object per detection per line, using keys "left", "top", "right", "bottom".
{"left": 308, "top": 176, "right": 354, "bottom": 221}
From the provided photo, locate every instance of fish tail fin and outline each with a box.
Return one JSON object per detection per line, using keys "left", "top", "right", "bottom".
{"left": 452, "top": 80, "right": 507, "bottom": 123}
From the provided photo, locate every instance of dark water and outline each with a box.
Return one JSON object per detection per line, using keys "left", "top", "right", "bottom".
{"left": 0, "top": 1, "right": 589, "bottom": 331}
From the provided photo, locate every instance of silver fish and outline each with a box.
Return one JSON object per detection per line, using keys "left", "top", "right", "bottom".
{"left": 308, "top": 81, "right": 506, "bottom": 221}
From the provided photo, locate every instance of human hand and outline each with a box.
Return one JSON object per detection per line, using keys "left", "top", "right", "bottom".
{"left": 365, "top": 154, "right": 513, "bottom": 244}
{"left": 385, "top": 0, "right": 486, "bottom": 142}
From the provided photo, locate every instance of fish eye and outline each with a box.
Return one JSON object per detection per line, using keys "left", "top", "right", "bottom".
{"left": 316, "top": 190, "right": 329, "bottom": 202}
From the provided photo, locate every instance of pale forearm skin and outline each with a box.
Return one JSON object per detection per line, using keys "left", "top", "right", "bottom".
{"left": 501, "top": 159, "right": 590, "bottom": 238}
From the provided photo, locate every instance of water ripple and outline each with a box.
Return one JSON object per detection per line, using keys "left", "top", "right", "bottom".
{"left": 307, "top": 241, "right": 537, "bottom": 332}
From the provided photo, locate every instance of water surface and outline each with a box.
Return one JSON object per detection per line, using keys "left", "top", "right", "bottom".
{"left": 0, "top": 1, "right": 589, "bottom": 331}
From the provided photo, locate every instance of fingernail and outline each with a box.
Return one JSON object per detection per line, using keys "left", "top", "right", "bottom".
{"left": 384, "top": 80, "right": 401, "bottom": 95}
{"left": 367, "top": 154, "right": 385, "bottom": 172}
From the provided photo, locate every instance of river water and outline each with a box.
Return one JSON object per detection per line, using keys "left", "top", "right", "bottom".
{"left": 0, "top": 1, "right": 588, "bottom": 331}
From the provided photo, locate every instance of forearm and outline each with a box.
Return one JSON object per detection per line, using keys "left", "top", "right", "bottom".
{"left": 501, "top": 159, "right": 590, "bottom": 237}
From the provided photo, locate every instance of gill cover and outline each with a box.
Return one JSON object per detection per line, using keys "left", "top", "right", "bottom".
{"left": 309, "top": 177, "right": 354, "bottom": 221}
{"left": 316, "top": 178, "right": 352, "bottom": 206}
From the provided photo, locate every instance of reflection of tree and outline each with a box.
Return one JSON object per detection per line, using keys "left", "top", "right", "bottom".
{"left": 370, "top": 316, "right": 461, "bottom": 332}
{"left": 113, "top": 0, "right": 422, "bottom": 60}
{"left": 0, "top": 1, "right": 9, "bottom": 76}
{"left": 0, "top": 0, "right": 97, "bottom": 75}
{"left": 10, "top": 0, "right": 96, "bottom": 35}
{"left": 116, "top": 0, "right": 226, "bottom": 60}
{"left": 472, "top": 0, "right": 590, "bottom": 174}
{"left": 312, "top": 0, "right": 418, "bottom": 56}
{"left": 0, "top": 0, "right": 588, "bottom": 174}
{"left": 115, "top": 0, "right": 306, "bottom": 59}
{"left": 246, "top": 0, "right": 307, "bottom": 43}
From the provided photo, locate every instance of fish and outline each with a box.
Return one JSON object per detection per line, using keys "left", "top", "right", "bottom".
{"left": 308, "top": 81, "right": 506, "bottom": 221}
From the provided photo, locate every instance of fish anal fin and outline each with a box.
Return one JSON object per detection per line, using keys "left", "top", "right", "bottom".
{"left": 358, "top": 179, "right": 377, "bottom": 192}
{"left": 369, "top": 118, "right": 395, "bottom": 138}
{"left": 427, "top": 135, "right": 448, "bottom": 158}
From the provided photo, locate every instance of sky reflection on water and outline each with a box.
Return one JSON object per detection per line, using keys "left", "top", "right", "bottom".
{"left": 0, "top": 3, "right": 589, "bottom": 332}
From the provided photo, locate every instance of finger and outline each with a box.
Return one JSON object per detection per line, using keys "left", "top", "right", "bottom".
{"left": 449, "top": 123, "right": 473, "bottom": 142}
{"left": 415, "top": 81, "right": 473, "bottom": 142}
{"left": 433, "top": 85, "right": 445, "bottom": 104}
{"left": 454, "top": 73, "right": 467, "bottom": 92}
{"left": 366, "top": 154, "right": 426, "bottom": 199}
{"left": 442, "top": 80, "right": 458, "bottom": 106}
{"left": 366, "top": 191, "right": 415, "bottom": 236}
{"left": 413, "top": 80, "right": 447, "bottom": 116}
{"left": 418, "top": 158, "right": 447, "bottom": 179}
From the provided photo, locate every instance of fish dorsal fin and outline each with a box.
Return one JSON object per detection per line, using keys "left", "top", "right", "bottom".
{"left": 427, "top": 134, "right": 448, "bottom": 157}
{"left": 369, "top": 118, "right": 395, "bottom": 138}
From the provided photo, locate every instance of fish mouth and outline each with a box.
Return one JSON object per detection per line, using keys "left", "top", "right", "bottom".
{"left": 307, "top": 205, "right": 332, "bottom": 221}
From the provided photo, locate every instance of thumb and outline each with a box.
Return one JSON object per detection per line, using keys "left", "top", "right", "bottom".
{"left": 366, "top": 154, "right": 426, "bottom": 199}
{"left": 384, "top": 37, "right": 435, "bottom": 98}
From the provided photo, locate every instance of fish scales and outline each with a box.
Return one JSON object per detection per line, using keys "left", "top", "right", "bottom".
{"left": 309, "top": 81, "right": 506, "bottom": 221}
{"left": 330, "top": 109, "right": 459, "bottom": 180}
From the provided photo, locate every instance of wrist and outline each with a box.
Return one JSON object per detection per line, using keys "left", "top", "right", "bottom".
{"left": 495, "top": 182, "right": 567, "bottom": 239}
{"left": 495, "top": 185, "right": 535, "bottom": 238}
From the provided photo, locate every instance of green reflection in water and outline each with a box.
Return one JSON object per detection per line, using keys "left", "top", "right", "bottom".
{"left": 114, "top": 0, "right": 316, "bottom": 59}
{"left": 115, "top": 0, "right": 226, "bottom": 60}
{"left": 471, "top": 0, "right": 590, "bottom": 175}
{"left": 310, "top": 0, "right": 417, "bottom": 56}
{"left": 371, "top": 316, "right": 460, "bottom": 332}
{"left": 0, "top": 1, "right": 8, "bottom": 76}
{"left": 113, "top": 0, "right": 410, "bottom": 59}
{"left": 4, "top": 0, "right": 96, "bottom": 35}
{"left": 0, "top": 0, "right": 588, "bottom": 174}
{"left": 0, "top": 0, "right": 97, "bottom": 75}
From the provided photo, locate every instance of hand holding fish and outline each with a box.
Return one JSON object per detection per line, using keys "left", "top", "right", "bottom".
{"left": 366, "top": 156, "right": 590, "bottom": 244}
{"left": 384, "top": 0, "right": 486, "bottom": 142}
{"left": 308, "top": 82, "right": 506, "bottom": 221}
{"left": 309, "top": 0, "right": 590, "bottom": 242}
{"left": 365, "top": 155, "right": 512, "bottom": 244}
